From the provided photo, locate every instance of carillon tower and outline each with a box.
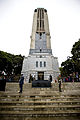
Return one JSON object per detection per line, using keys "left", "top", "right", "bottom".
{"left": 22, "top": 8, "right": 60, "bottom": 83}
{"left": 30, "top": 8, "right": 51, "bottom": 54}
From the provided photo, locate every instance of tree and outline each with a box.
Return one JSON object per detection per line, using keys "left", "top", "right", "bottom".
{"left": 0, "top": 51, "right": 24, "bottom": 75}
{"left": 0, "top": 51, "right": 13, "bottom": 75}
{"left": 71, "top": 39, "right": 80, "bottom": 74}
{"left": 12, "top": 55, "right": 24, "bottom": 75}
{"left": 61, "top": 39, "right": 80, "bottom": 77}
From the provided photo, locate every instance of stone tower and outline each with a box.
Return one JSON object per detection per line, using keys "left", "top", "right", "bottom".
{"left": 30, "top": 8, "right": 51, "bottom": 53}
{"left": 21, "top": 8, "right": 60, "bottom": 83}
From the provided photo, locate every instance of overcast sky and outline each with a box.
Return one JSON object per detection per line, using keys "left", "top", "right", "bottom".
{"left": 0, "top": 0, "right": 80, "bottom": 66}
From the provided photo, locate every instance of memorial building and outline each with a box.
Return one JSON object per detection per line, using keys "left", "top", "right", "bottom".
{"left": 21, "top": 8, "right": 60, "bottom": 83}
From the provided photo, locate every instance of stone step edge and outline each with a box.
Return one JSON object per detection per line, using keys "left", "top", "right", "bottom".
{"left": 0, "top": 110, "right": 80, "bottom": 115}
{"left": 0, "top": 105, "right": 80, "bottom": 108}
{"left": 0, "top": 99, "right": 80, "bottom": 102}
{"left": 0, "top": 98, "right": 80, "bottom": 102}
{"left": 0, "top": 100, "right": 80, "bottom": 104}
{"left": 0, "top": 96, "right": 80, "bottom": 99}
{"left": 0, "top": 94, "right": 80, "bottom": 97}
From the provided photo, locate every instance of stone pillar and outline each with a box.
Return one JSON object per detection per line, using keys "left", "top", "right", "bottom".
{"left": 30, "top": 12, "right": 37, "bottom": 49}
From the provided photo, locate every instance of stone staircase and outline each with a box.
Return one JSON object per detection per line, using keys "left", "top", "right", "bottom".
{"left": 0, "top": 83, "right": 80, "bottom": 119}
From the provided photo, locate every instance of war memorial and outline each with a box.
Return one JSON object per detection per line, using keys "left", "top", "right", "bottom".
{"left": 21, "top": 8, "right": 60, "bottom": 83}
{"left": 0, "top": 8, "right": 80, "bottom": 120}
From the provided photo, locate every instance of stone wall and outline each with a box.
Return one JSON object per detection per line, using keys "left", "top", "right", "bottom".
{"left": 22, "top": 53, "right": 60, "bottom": 83}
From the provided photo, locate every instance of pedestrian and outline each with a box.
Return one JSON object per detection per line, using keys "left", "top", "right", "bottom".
{"left": 76, "top": 72, "right": 79, "bottom": 82}
{"left": 58, "top": 79, "right": 62, "bottom": 92}
{"left": 70, "top": 75, "right": 72, "bottom": 82}
{"left": 3, "top": 76, "right": 6, "bottom": 91}
{"left": 49, "top": 75, "right": 52, "bottom": 82}
{"left": 19, "top": 74, "right": 24, "bottom": 93}
{"left": 29, "top": 74, "right": 33, "bottom": 83}
{"left": 0, "top": 76, "right": 6, "bottom": 91}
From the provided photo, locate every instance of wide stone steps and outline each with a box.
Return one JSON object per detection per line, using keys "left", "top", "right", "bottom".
{"left": 0, "top": 83, "right": 80, "bottom": 117}
{"left": 0, "top": 110, "right": 80, "bottom": 117}
{"left": 0, "top": 95, "right": 80, "bottom": 116}
{"left": 5, "top": 83, "right": 80, "bottom": 92}
{"left": 0, "top": 100, "right": 80, "bottom": 105}
{"left": 0, "top": 98, "right": 80, "bottom": 102}
{"left": 0, "top": 94, "right": 80, "bottom": 101}
{"left": 0, "top": 105, "right": 80, "bottom": 111}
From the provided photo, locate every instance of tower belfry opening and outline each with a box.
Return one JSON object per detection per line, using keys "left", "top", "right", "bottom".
{"left": 21, "top": 8, "right": 60, "bottom": 83}
{"left": 37, "top": 8, "right": 45, "bottom": 32}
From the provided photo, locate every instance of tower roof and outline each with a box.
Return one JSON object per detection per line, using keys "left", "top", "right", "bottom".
{"left": 34, "top": 8, "right": 47, "bottom": 13}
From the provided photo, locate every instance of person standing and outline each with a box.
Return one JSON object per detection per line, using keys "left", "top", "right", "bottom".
{"left": 3, "top": 76, "right": 6, "bottom": 91}
{"left": 76, "top": 72, "right": 79, "bottom": 82}
{"left": 0, "top": 76, "right": 6, "bottom": 91}
{"left": 49, "top": 75, "right": 52, "bottom": 82}
{"left": 19, "top": 74, "right": 24, "bottom": 93}
{"left": 58, "top": 79, "right": 62, "bottom": 92}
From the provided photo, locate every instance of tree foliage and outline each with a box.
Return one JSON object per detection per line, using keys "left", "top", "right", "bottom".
{"left": 0, "top": 51, "right": 24, "bottom": 75}
{"left": 61, "top": 39, "right": 80, "bottom": 77}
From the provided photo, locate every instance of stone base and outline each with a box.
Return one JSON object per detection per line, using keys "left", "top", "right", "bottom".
{"left": 21, "top": 53, "right": 60, "bottom": 83}
{"left": 32, "top": 80, "right": 51, "bottom": 88}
